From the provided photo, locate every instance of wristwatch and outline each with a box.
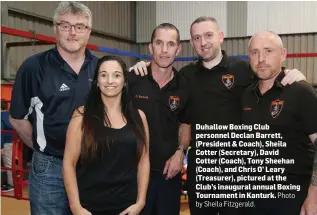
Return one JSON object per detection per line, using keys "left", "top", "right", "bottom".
{"left": 177, "top": 145, "right": 187, "bottom": 155}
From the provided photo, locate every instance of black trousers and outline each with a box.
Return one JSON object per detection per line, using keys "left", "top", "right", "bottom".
{"left": 141, "top": 170, "right": 181, "bottom": 215}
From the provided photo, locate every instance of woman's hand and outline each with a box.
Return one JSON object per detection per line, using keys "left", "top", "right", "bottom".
{"left": 72, "top": 206, "right": 92, "bottom": 215}
{"left": 119, "top": 202, "right": 145, "bottom": 215}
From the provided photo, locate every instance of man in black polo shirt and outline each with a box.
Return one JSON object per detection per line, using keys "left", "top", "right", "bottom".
{"left": 9, "top": 2, "right": 98, "bottom": 215}
{"left": 128, "top": 23, "right": 191, "bottom": 215}
{"left": 130, "top": 16, "right": 306, "bottom": 215}
{"left": 181, "top": 17, "right": 254, "bottom": 215}
{"left": 241, "top": 31, "right": 317, "bottom": 215}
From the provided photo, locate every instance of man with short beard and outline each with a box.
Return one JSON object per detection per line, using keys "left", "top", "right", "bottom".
{"left": 241, "top": 31, "right": 317, "bottom": 215}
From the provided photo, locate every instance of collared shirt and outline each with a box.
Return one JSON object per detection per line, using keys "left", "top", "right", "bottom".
{"left": 179, "top": 50, "right": 253, "bottom": 147}
{"left": 10, "top": 47, "right": 98, "bottom": 157}
{"left": 241, "top": 70, "right": 317, "bottom": 181}
{"left": 128, "top": 65, "right": 190, "bottom": 171}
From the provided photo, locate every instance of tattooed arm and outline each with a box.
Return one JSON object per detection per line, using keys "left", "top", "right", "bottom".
{"left": 311, "top": 136, "right": 317, "bottom": 186}
{"left": 300, "top": 133, "right": 317, "bottom": 215}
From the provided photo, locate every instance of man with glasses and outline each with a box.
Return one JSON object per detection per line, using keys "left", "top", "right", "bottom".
{"left": 9, "top": 2, "right": 98, "bottom": 214}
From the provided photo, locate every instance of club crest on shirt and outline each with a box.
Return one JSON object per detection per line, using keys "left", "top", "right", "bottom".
{"left": 169, "top": 96, "right": 180, "bottom": 111}
{"left": 222, "top": 74, "right": 234, "bottom": 89}
{"left": 271, "top": 99, "right": 284, "bottom": 118}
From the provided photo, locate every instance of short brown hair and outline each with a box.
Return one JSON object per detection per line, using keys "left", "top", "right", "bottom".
{"left": 190, "top": 16, "right": 218, "bottom": 35}
{"left": 151, "top": 23, "right": 180, "bottom": 44}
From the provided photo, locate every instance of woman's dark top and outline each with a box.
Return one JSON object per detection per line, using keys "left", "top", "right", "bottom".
{"left": 76, "top": 124, "right": 138, "bottom": 214}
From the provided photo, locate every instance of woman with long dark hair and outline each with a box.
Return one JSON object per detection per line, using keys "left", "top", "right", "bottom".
{"left": 63, "top": 55, "right": 150, "bottom": 215}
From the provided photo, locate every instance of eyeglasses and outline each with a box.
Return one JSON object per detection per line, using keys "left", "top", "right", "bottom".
{"left": 56, "top": 22, "right": 88, "bottom": 33}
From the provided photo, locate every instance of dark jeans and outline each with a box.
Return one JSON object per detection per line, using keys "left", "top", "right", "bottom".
{"left": 29, "top": 151, "right": 72, "bottom": 215}
{"left": 141, "top": 170, "right": 181, "bottom": 215}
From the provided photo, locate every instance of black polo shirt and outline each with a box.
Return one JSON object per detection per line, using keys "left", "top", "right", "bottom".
{"left": 10, "top": 47, "right": 98, "bottom": 157}
{"left": 128, "top": 65, "right": 190, "bottom": 171}
{"left": 241, "top": 71, "right": 317, "bottom": 182}
{"left": 179, "top": 50, "right": 253, "bottom": 147}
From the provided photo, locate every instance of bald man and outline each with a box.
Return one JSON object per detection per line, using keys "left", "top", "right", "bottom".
{"left": 241, "top": 31, "right": 317, "bottom": 215}
{"left": 130, "top": 17, "right": 308, "bottom": 215}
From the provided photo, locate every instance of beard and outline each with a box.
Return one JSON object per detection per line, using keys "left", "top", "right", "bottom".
{"left": 256, "top": 68, "right": 281, "bottom": 81}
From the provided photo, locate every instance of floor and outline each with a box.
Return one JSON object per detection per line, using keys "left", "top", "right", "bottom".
{"left": 1, "top": 189, "right": 190, "bottom": 215}
{"left": 1, "top": 188, "right": 30, "bottom": 215}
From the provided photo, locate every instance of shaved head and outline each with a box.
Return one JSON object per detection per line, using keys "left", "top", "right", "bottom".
{"left": 190, "top": 16, "right": 220, "bottom": 35}
{"left": 249, "top": 31, "right": 283, "bottom": 49}
{"left": 248, "top": 30, "right": 287, "bottom": 81}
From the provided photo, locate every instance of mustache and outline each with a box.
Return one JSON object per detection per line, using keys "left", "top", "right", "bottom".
{"left": 256, "top": 64, "right": 270, "bottom": 68}
{"left": 201, "top": 45, "right": 212, "bottom": 48}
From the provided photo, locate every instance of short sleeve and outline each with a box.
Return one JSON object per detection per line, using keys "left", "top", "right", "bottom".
{"left": 10, "top": 56, "right": 39, "bottom": 119}
{"left": 296, "top": 82, "right": 317, "bottom": 135}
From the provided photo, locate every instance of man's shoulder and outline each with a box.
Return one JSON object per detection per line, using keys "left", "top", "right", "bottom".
{"left": 17, "top": 49, "right": 54, "bottom": 77}
{"left": 174, "top": 72, "right": 189, "bottom": 91}
{"left": 180, "top": 62, "right": 198, "bottom": 72}
{"left": 22, "top": 49, "right": 52, "bottom": 68}
{"left": 229, "top": 57, "right": 249, "bottom": 65}
{"left": 127, "top": 69, "right": 148, "bottom": 85}
{"left": 91, "top": 55, "right": 99, "bottom": 62}
{"left": 176, "top": 70, "right": 187, "bottom": 81}
{"left": 89, "top": 52, "right": 99, "bottom": 63}
{"left": 286, "top": 81, "right": 317, "bottom": 96}
{"left": 87, "top": 54, "right": 99, "bottom": 73}
{"left": 127, "top": 69, "right": 140, "bottom": 79}
{"left": 227, "top": 58, "right": 254, "bottom": 84}
{"left": 228, "top": 58, "right": 250, "bottom": 72}
{"left": 244, "top": 83, "right": 255, "bottom": 93}
{"left": 179, "top": 62, "right": 198, "bottom": 77}
{"left": 240, "top": 84, "right": 256, "bottom": 106}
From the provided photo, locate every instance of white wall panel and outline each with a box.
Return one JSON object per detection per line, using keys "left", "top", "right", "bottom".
{"left": 156, "top": 1, "right": 227, "bottom": 41}
{"left": 136, "top": 2, "right": 156, "bottom": 43}
{"left": 247, "top": 2, "right": 317, "bottom": 35}
{"left": 227, "top": 2, "right": 247, "bottom": 37}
